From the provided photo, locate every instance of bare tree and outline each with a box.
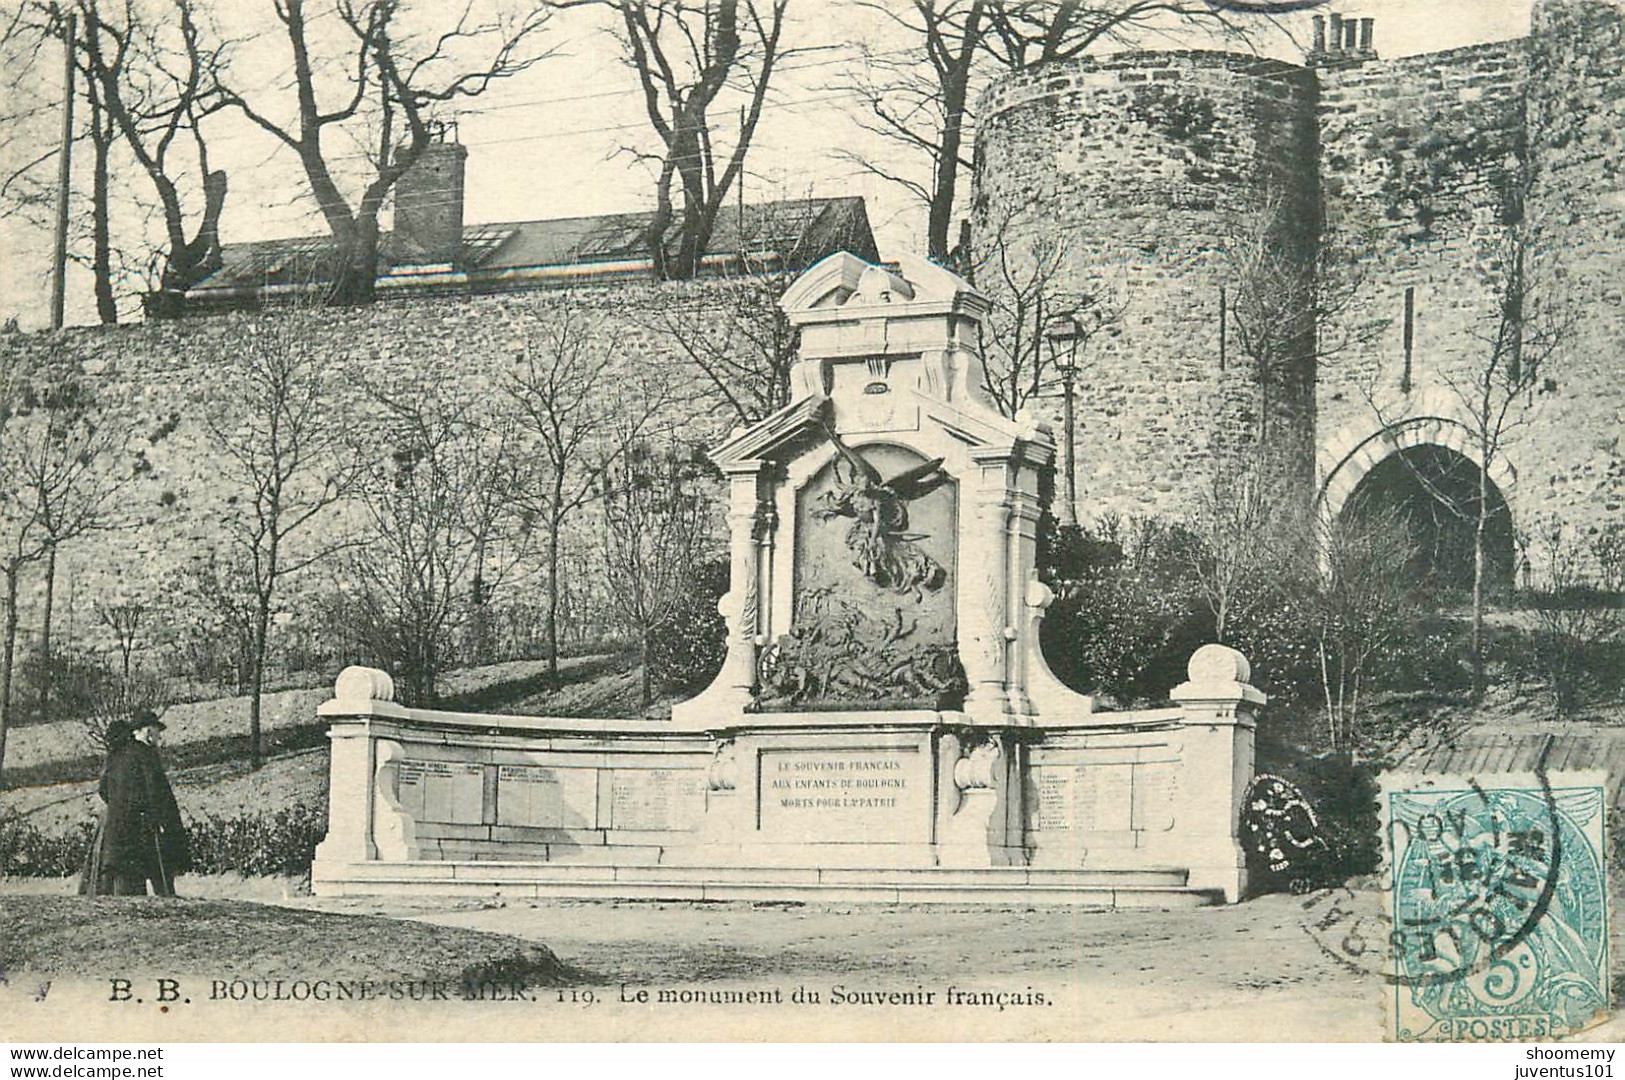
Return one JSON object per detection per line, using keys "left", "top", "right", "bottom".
{"left": 0, "top": 13, "right": 60, "bottom": 227}
{"left": 657, "top": 269, "right": 796, "bottom": 426}
{"left": 3, "top": 1, "right": 228, "bottom": 321}
{"left": 1453, "top": 233, "right": 1570, "bottom": 699}
{"left": 94, "top": 598, "right": 145, "bottom": 688}
{"left": 604, "top": 0, "right": 793, "bottom": 279}
{"left": 205, "top": 310, "right": 358, "bottom": 768}
{"left": 177, "top": 549, "right": 260, "bottom": 692}
{"left": 1359, "top": 227, "right": 1569, "bottom": 701}
{"left": 79, "top": 599, "right": 170, "bottom": 751}
{"left": 973, "top": 217, "right": 1117, "bottom": 421}
{"left": 221, "top": 0, "right": 553, "bottom": 304}
{"left": 80, "top": 661, "right": 170, "bottom": 753}
{"left": 342, "top": 378, "right": 524, "bottom": 705}
{"left": 505, "top": 299, "right": 676, "bottom": 679}
{"left": 69, "top": 0, "right": 230, "bottom": 309}
{"left": 0, "top": 356, "right": 126, "bottom": 781}
{"left": 1286, "top": 507, "right": 1418, "bottom": 760}
{"left": 1222, "top": 192, "right": 1381, "bottom": 456}
{"left": 840, "top": 1, "right": 985, "bottom": 264}
{"left": 842, "top": 1, "right": 1264, "bottom": 262}
{"left": 1184, "top": 452, "right": 1292, "bottom": 644}
{"left": 601, "top": 439, "right": 719, "bottom": 708}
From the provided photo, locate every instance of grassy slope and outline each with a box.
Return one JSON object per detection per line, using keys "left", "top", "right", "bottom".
{"left": 0, "top": 895, "right": 573, "bottom": 984}
{"left": 1, "top": 650, "right": 672, "bottom": 835}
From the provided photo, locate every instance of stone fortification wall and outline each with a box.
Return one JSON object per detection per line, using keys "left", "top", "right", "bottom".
{"left": 1521, "top": 0, "right": 1625, "bottom": 538}
{"left": 974, "top": 51, "right": 1320, "bottom": 521}
{"left": 1312, "top": 39, "right": 1530, "bottom": 510}
{"left": 977, "top": 6, "right": 1623, "bottom": 561}
{"left": 0, "top": 279, "right": 747, "bottom": 681}
{"left": 1316, "top": 6, "right": 1623, "bottom": 551}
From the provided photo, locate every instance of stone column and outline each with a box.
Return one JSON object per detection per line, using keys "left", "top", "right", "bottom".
{"left": 672, "top": 461, "right": 770, "bottom": 726}
{"left": 958, "top": 452, "right": 1014, "bottom": 724}
{"left": 1001, "top": 481, "right": 1045, "bottom": 721}
{"left": 1168, "top": 644, "right": 1263, "bottom": 903}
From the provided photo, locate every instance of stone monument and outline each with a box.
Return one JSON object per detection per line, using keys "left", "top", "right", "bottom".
{"left": 311, "top": 252, "right": 1264, "bottom": 904}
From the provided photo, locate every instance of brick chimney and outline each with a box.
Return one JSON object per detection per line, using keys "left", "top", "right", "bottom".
{"left": 1308, "top": 12, "right": 1377, "bottom": 66}
{"left": 391, "top": 137, "right": 467, "bottom": 267}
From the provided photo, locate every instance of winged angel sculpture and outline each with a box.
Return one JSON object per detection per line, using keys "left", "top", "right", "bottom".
{"left": 813, "top": 423, "right": 951, "bottom": 596}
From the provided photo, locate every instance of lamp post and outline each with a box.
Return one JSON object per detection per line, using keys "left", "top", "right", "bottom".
{"left": 1045, "top": 312, "right": 1082, "bottom": 528}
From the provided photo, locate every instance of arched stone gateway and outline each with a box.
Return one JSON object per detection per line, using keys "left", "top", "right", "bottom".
{"left": 1317, "top": 393, "right": 1520, "bottom": 593}
{"left": 1341, "top": 445, "right": 1517, "bottom": 594}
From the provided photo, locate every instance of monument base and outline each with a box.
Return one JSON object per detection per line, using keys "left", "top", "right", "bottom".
{"left": 310, "top": 653, "right": 1260, "bottom": 906}
{"left": 312, "top": 860, "right": 1217, "bottom": 907}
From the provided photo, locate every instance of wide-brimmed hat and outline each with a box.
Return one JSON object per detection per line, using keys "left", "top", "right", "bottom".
{"left": 104, "top": 718, "right": 133, "bottom": 744}
{"left": 129, "top": 710, "right": 166, "bottom": 733}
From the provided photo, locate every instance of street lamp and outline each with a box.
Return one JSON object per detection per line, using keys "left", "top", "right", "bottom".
{"left": 1045, "top": 311, "right": 1082, "bottom": 528}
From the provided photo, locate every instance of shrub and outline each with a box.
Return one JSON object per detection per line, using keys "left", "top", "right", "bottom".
{"left": 1518, "top": 521, "right": 1624, "bottom": 715}
{"left": 0, "top": 814, "right": 94, "bottom": 877}
{"left": 0, "top": 803, "right": 328, "bottom": 880}
{"left": 648, "top": 557, "right": 729, "bottom": 697}
{"left": 1039, "top": 517, "right": 1208, "bottom": 705}
{"left": 185, "top": 803, "right": 327, "bottom": 877}
{"left": 1226, "top": 594, "right": 1321, "bottom": 705}
{"left": 14, "top": 647, "right": 111, "bottom": 727}
{"left": 1376, "top": 613, "right": 1472, "bottom": 696}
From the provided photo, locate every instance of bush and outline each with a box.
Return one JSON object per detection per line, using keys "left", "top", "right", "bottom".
{"left": 647, "top": 557, "right": 729, "bottom": 697}
{"left": 185, "top": 803, "right": 327, "bottom": 877}
{"left": 14, "top": 647, "right": 110, "bottom": 727}
{"left": 0, "top": 803, "right": 328, "bottom": 880}
{"left": 1376, "top": 613, "right": 1472, "bottom": 696}
{"left": 1225, "top": 594, "right": 1322, "bottom": 706}
{"left": 1517, "top": 521, "right": 1624, "bottom": 714}
{"left": 1039, "top": 517, "right": 1208, "bottom": 705}
{"left": 0, "top": 814, "right": 94, "bottom": 877}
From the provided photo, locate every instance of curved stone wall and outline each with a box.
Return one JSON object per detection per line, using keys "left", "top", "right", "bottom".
{"left": 974, "top": 51, "right": 1320, "bottom": 520}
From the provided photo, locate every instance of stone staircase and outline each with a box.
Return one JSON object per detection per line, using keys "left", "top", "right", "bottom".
{"left": 312, "top": 860, "right": 1222, "bottom": 907}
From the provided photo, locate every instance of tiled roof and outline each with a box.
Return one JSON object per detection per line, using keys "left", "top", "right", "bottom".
{"left": 188, "top": 196, "right": 877, "bottom": 296}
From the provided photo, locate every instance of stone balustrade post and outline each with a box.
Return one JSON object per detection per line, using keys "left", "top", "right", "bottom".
{"left": 1168, "top": 644, "right": 1264, "bottom": 902}
{"left": 311, "top": 666, "right": 401, "bottom": 873}
{"left": 958, "top": 450, "right": 1020, "bottom": 724}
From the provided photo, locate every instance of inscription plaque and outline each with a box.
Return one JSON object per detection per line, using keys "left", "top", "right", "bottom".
{"left": 496, "top": 765, "right": 598, "bottom": 829}
{"left": 610, "top": 769, "right": 703, "bottom": 831}
{"left": 758, "top": 748, "right": 927, "bottom": 843}
{"left": 396, "top": 760, "right": 485, "bottom": 824}
{"left": 1031, "top": 764, "right": 1136, "bottom": 833}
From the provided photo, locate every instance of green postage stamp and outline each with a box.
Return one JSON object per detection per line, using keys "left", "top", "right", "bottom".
{"left": 1384, "top": 771, "right": 1610, "bottom": 1041}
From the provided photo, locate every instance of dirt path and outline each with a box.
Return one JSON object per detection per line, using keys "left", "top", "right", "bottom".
{"left": 305, "top": 892, "right": 1387, "bottom": 1040}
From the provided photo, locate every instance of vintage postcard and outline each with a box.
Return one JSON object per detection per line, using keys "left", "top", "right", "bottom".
{"left": 1, "top": 0, "right": 1621, "bottom": 1048}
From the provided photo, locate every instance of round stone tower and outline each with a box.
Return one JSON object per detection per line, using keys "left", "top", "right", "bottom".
{"left": 1522, "top": 0, "right": 1625, "bottom": 545}
{"left": 973, "top": 51, "right": 1320, "bottom": 522}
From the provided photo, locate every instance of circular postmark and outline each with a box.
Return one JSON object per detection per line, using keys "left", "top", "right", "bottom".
{"left": 1299, "top": 770, "right": 1572, "bottom": 991}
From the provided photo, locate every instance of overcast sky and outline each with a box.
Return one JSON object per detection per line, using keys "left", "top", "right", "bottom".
{"left": 0, "top": 0, "right": 1535, "bottom": 329}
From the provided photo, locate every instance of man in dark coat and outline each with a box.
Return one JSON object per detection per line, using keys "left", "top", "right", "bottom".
{"left": 88, "top": 711, "right": 188, "bottom": 896}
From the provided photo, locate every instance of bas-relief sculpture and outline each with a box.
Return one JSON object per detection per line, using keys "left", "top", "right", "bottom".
{"left": 310, "top": 252, "right": 1265, "bottom": 905}
{"left": 759, "top": 433, "right": 963, "bottom": 711}
{"left": 813, "top": 425, "right": 951, "bottom": 597}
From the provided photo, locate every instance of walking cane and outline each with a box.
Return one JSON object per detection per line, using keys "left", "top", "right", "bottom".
{"left": 152, "top": 832, "right": 175, "bottom": 897}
